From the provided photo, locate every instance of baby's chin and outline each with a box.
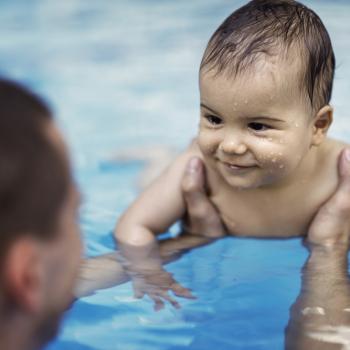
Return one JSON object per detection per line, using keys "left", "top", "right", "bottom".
{"left": 219, "top": 174, "right": 262, "bottom": 191}
{"left": 219, "top": 171, "right": 283, "bottom": 191}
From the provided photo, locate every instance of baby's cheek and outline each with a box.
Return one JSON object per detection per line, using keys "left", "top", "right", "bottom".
{"left": 197, "top": 130, "right": 219, "bottom": 156}
{"left": 254, "top": 140, "right": 290, "bottom": 170}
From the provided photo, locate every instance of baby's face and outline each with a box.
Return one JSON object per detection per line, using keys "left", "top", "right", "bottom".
{"left": 198, "top": 61, "right": 315, "bottom": 190}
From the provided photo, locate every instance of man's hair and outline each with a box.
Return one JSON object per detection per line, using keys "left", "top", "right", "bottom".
{"left": 0, "top": 79, "right": 70, "bottom": 259}
{"left": 200, "top": 0, "right": 335, "bottom": 111}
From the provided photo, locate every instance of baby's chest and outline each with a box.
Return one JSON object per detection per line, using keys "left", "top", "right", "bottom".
{"left": 210, "top": 192, "right": 317, "bottom": 238}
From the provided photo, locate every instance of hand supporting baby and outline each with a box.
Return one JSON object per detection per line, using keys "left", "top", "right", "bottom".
{"left": 116, "top": 148, "right": 350, "bottom": 311}
{"left": 184, "top": 148, "right": 350, "bottom": 250}
{"left": 285, "top": 148, "right": 350, "bottom": 349}
{"left": 308, "top": 148, "right": 350, "bottom": 248}
{"left": 180, "top": 157, "right": 227, "bottom": 238}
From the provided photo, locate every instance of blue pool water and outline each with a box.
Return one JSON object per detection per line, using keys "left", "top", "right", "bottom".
{"left": 0, "top": 1, "right": 349, "bottom": 349}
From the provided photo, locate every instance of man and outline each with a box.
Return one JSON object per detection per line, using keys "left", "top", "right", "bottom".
{"left": 0, "top": 79, "right": 82, "bottom": 350}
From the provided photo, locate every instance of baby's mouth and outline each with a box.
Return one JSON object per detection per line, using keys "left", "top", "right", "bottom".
{"left": 221, "top": 161, "right": 256, "bottom": 169}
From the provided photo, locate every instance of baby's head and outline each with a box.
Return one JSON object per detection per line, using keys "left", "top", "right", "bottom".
{"left": 198, "top": 0, "right": 335, "bottom": 189}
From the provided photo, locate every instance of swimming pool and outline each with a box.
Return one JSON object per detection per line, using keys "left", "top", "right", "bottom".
{"left": 0, "top": 1, "right": 349, "bottom": 349}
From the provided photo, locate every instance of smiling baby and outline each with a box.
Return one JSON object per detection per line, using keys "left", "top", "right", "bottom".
{"left": 114, "top": 0, "right": 348, "bottom": 307}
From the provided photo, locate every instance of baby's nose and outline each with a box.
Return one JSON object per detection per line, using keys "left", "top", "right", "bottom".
{"left": 220, "top": 136, "right": 247, "bottom": 155}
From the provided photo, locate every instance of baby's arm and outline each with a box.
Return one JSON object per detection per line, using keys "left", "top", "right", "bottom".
{"left": 114, "top": 142, "right": 200, "bottom": 309}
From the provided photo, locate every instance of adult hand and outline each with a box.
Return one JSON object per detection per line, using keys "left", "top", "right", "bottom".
{"left": 308, "top": 148, "right": 350, "bottom": 248}
{"left": 181, "top": 157, "right": 226, "bottom": 238}
{"left": 286, "top": 148, "right": 350, "bottom": 350}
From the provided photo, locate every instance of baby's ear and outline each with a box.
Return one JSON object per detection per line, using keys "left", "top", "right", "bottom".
{"left": 311, "top": 105, "right": 333, "bottom": 146}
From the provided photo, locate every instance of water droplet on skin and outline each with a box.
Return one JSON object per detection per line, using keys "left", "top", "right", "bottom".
{"left": 279, "top": 164, "right": 284, "bottom": 169}
{"left": 234, "top": 102, "right": 238, "bottom": 106}
{"left": 244, "top": 100, "right": 248, "bottom": 104}
{"left": 272, "top": 158, "right": 277, "bottom": 163}
{"left": 278, "top": 152, "right": 283, "bottom": 156}
{"left": 295, "top": 123, "right": 299, "bottom": 128}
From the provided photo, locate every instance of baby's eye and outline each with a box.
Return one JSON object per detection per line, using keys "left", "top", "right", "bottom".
{"left": 248, "top": 122, "right": 271, "bottom": 131}
{"left": 205, "top": 115, "right": 223, "bottom": 125}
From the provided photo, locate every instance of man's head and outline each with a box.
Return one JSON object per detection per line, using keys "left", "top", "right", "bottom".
{"left": 198, "top": 0, "right": 335, "bottom": 189}
{"left": 0, "top": 79, "right": 82, "bottom": 349}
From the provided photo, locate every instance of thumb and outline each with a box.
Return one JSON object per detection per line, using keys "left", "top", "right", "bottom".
{"left": 308, "top": 148, "right": 350, "bottom": 246}
{"left": 181, "top": 157, "right": 205, "bottom": 196}
{"left": 327, "top": 148, "right": 350, "bottom": 215}
{"left": 181, "top": 157, "right": 226, "bottom": 237}
{"left": 309, "top": 148, "right": 350, "bottom": 240}
{"left": 338, "top": 148, "right": 350, "bottom": 187}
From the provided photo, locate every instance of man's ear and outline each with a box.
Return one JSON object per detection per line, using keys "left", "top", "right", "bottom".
{"left": 311, "top": 105, "right": 333, "bottom": 146}
{"left": 4, "top": 237, "right": 44, "bottom": 314}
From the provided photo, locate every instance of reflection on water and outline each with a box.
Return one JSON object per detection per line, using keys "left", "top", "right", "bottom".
{"left": 285, "top": 244, "right": 350, "bottom": 350}
{"left": 77, "top": 235, "right": 350, "bottom": 350}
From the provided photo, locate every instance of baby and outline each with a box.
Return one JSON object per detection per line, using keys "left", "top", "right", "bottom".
{"left": 115, "top": 0, "right": 348, "bottom": 308}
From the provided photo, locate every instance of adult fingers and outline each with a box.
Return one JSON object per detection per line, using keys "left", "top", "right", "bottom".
{"left": 331, "top": 148, "right": 350, "bottom": 214}
{"left": 308, "top": 148, "right": 350, "bottom": 246}
{"left": 318, "top": 148, "right": 350, "bottom": 220}
{"left": 181, "top": 157, "right": 226, "bottom": 237}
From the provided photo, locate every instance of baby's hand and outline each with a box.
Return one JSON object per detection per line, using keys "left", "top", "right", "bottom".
{"left": 116, "top": 240, "right": 195, "bottom": 310}
{"left": 129, "top": 266, "right": 195, "bottom": 311}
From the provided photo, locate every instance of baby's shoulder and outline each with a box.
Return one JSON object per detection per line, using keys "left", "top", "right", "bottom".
{"left": 185, "top": 138, "right": 203, "bottom": 156}
{"left": 161, "top": 138, "right": 205, "bottom": 182}
{"left": 174, "top": 138, "right": 204, "bottom": 166}
{"left": 322, "top": 137, "right": 349, "bottom": 164}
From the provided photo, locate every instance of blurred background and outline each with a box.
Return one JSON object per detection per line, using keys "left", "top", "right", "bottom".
{"left": 0, "top": 0, "right": 348, "bottom": 162}
{"left": 0, "top": 1, "right": 349, "bottom": 349}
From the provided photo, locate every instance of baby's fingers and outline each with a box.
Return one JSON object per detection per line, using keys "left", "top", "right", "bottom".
{"left": 158, "top": 291, "right": 181, "bottom": 309}
{"left": 149, "top": 295, "right": 165, "bottom": 311}
{"left": 148, "top": 290, "right": 182, "bottom": 311}
{"left": 171, "top": 282, "right": 196, "bottom": 299}
{"left": 132, "top": 279, "right": 145, "bottom": 299}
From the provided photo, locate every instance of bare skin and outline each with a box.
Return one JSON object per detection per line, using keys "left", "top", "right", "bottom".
{"left": 78, "top": 149, "right": 350, "bottom": 348}
{"left": 114, "top": 62, "right": 348, "bottom": 306}
{"left": 285, "top": 148, "right": 350, "bottom": 349}
{"left": 77, "top": 157, "right": 222, "bottom": 309}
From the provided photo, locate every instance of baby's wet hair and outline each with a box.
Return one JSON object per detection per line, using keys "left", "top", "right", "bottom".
{"left": 201, "top": 0, "right": 335, "bottom": 112}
